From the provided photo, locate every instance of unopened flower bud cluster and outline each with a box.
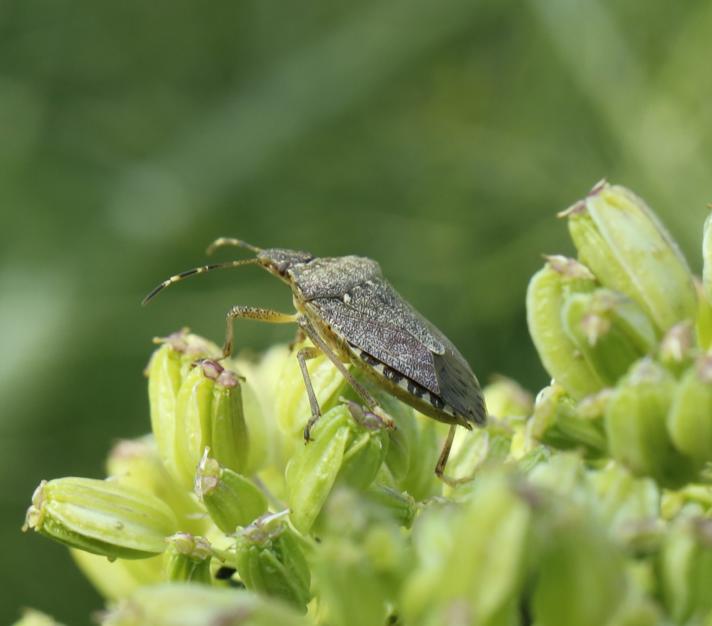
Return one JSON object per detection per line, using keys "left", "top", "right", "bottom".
{"left": 17, "top": 181, "right": 712, "bottom": 626}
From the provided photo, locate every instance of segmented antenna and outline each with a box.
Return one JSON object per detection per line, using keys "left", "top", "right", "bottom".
{"left": 206, "top": 237, "right": 262, "bottom": 256}
{"left": 142, "top": 258, "right": 261, "bottom": 305}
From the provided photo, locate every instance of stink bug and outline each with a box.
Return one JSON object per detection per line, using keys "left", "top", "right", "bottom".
{"left": 143, "top": 237, "right": 487, "bottom": 482}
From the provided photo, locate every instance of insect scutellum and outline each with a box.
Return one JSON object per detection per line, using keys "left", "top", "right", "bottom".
{"left": 143, "top": 237, "right": 487, "bottom": 484}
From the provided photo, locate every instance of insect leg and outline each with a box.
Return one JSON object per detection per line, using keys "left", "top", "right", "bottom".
{"left": 299, "top": 318, "right": 394, "bottom": 434}
{"left": 288, "top": 326, "right": 307, "bottom": 351}
{"left": 296, "top": 346, "right": 322, "bottom": 441}
{"left": 435, "top": 424, "right": 482, "bottom": 486}
{"left": 223, "top": 306, "right": 297, "bottom": 357}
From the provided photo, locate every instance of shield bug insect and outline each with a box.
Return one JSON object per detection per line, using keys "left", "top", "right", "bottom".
{"left": 143, "top": 237, "right": 487, "bottom": 482}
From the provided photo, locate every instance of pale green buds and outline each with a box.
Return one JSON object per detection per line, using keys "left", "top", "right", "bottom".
{"left": 71, "top": 549, "right": 164, "bottom": 600}
{"left": 659, "top": 320, "right": 696, "bottom": 374}
{"left": 194, "top": 451, "right": 268, "bottom": 533}
{"left": 605, "top": 358, "right": 697, "bottom": 488}
{"left": 587, "top": 463, "right": 661, "bottom": 552}
{"left": 560, "top": 181, "right": 697, "bottom": 334}
{"left": 285, "top": 404, "right": 388, "bottom": 533}
{"left": 230, "top": 513, "right": 311, "bottom": 611}
{"left": 659, "top": 516, "right": 712, "bottom": 624}
{"left": 695, "top": 278, "right": 712, "bottom": 351}
{"left": 365, "top": 485, "right": 417, "bottom": 528}
{"left": 11, "top": 610, "right": 64, "bottom": 626}
{"left": 482, "top": 375, "right": 533, "bottom": 419}
{"left": 147, "top": 331, "right": 220, "bottom": 479}
{"left": 24, "top": 477, "right": 178, "bottom": 559}
{"left": 162, "top": 358, "right": 249, "bottom": 489}
{"left": 703, "top": 209, "right": 712, "bottom": 304}
{"left": 100, "top": 583, "right": 311, "bottom": 626}
{"left": 163, "top": 533, "right": 212, "bottom": 584}
{"left": 106, "top": 437, "right": 203, "bottom": 535}
{"left": 529, "top": 384, "right": 607, "bottom": 457}
{"left": 402, "top": 471, "right": 532, "bottom": 626}
{"left": 531, "top": 503, "right": 628, "bottom": 626}
{"left": 667, "top": 355, "right": 712, "bottom": 468}
{"left": 527, "top": 256, "right": 603, "bottom": 399}
{"left": 562, "top": 288, "right": 656, "bottom": 385}
{"left": 312, "top": 534, "right": 390, "bottom": 626}
{"left": 312, "top": 486, "right": 411, "bottom": 620}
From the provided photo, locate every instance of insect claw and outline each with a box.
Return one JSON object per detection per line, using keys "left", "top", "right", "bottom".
{"left": 341, "top": 398, "right": 395, "bottom": 431}
{"left": 373, "top": 405, "right": 396, "bottom": 430}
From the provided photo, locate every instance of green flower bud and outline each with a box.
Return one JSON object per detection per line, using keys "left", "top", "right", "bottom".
{"left": 527, "top": 256, "right": 604, "bottom": 399}
{"left": 147, "top": 331, "right": 221, "bottom": 482}
{"left": 667, "top": 355, "right": 712, "bottom": 467}
{"left": 229, "top": 513, "right": 311, "bottom": 612}
{"left": 562, "top": 288, "right": 656, "bottom": 385}
{"left": 335, "top": 400, "right": 389, "bottom": 489}
{"left": 100, "top": 583, "right": 311, "bottom": 626}
{"left": 106, "top": 436, "right": 204, "bottom": 535}
{"left": 163, "top": 533, "right": 212, "bottom": 584}
{"left": 317, "top": 485, "right": 414, "bottom": 540}
{"left": 606, "top": 587, "right": 662, "bottom": 626}
{"left": 695, "top": 277, "right": 712, "bottom": 351}
{"left": 402, "top": 471, "right": 532, "bottom": 626}
{"left": 659, "top": 320, "right": 696, "bottom": 375}
{"left": 194, "top": 451, "right": 268, "bottom": 533}
{"left": 11, "top": 609, "right": 64, "bottom": 626}
{"left": 587, "top": 464, "right": 661, "bottom": 553}
{"left": 228, "top": 357, "right": 277, "bottom": 475}
{"left": 71, "top": 549, "right": 164, "bottom": 600}
{"left": 312, "top": 536, "right": 389, "bottom": 626}
{"left": 560, "top": 181, "right": 697, "bottom": 334}
{"left": 171, "top": 359, "right": 249, "bottom": 489}
{"left": 445, "top": 427, "right": 498, "bottom": 487}
{"left": 529, "top": 384, "right": 607, "bottom": 457}
{"left": 605, "top": 358, "right": 698, "bottom": 488}
{"left": 659, "top": 516, "right": 712, "bottom": 624}
{"left": 531, "top": 503, "right": 628, "bottom": 626}
{"left": 362, "top": 484, "right": 418, "bottom": 529}
{"left": 315, "top": 487, "right": 412, "bottom": 608}
{"left": 24, "top": 477, "right": 178, "bottom": 559}
{"left": 285, "top": 404, "right": 389, "bottom": 533}
{"left": 527, "top": 451, "right": 586, "bottom": 498}
{"left": 482, "top": 375, "right": 533, "bottom": 419}
{"left": 703, "top": 210, "right": 712, "bottom": 303}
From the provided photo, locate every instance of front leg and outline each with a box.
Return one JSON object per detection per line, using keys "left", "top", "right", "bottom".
{"left": 222, "top": 306, "right": 297, "bottom": 358}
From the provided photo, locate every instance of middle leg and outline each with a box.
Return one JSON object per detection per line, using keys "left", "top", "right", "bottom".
{"left": 296, "top": 346, "right": 321, "bottom": 441}
{"left": 298, "top": 317, "right": 394, "bottom": 439}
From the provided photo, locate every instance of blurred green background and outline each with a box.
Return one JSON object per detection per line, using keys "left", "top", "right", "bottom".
{"left": 2, "top": 0, "right": 711, "bottom": 623}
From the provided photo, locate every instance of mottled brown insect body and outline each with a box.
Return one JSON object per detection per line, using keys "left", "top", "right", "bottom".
{"left": 144, "top": 239, "right": 487, "bottom": 482}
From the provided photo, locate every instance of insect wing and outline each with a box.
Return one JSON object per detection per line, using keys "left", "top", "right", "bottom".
{"left": 310, "top": 277, "right": 486, "bottom": 425}
{"left": 432, "top": 345, "right": 486, "bottom": 425}
{"left": 310, "top": 296, "right": 440, "bottom": 394}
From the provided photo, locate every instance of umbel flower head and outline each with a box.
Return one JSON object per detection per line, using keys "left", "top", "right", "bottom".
{"left": 19, "top": 182, "right": 712, "bottom": 626}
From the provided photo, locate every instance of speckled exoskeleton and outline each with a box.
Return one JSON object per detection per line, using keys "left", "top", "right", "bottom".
{"left": 144, "top": 238, "right": 487, "bottom": 482}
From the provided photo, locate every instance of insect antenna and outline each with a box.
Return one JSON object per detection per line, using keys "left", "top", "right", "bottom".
{"left": 142, "top": 258, "right": 262, "bottom": 305}
{"left": 206, "top": 237, "right": 262, "bottom": 256}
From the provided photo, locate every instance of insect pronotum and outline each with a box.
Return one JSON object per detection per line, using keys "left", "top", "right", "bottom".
{"left": 144, "top": 237, "right": 487, "bottom": 484}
